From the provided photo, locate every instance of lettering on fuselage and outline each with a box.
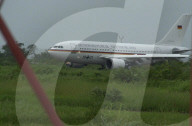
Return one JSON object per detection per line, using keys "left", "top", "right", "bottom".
{"left": 78, "top": 44, "right": 137, "bottom": 50}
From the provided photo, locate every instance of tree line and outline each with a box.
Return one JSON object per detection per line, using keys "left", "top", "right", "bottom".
{"left": 0, "top": 42, "right": 51, "bottom": 65}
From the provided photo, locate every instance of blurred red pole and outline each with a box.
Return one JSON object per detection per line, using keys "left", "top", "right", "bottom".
{"left": 0, "top": 14, "right": 64, "bottom": 126}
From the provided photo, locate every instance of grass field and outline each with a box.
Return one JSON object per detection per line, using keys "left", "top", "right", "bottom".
{"left": 0, "top": 61, "right": 191, "bottom": 126}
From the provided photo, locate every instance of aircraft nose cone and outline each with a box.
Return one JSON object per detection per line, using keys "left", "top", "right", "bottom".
{"left": 48, "top": 49, "right": 53, "bottom": 56}
{"left": 48, "top": 48, "right": 58, "bottom": 58}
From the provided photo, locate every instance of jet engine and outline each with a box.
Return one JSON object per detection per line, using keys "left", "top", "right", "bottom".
{"left": 105, "top": 59, "right": 126, "bottom": 69}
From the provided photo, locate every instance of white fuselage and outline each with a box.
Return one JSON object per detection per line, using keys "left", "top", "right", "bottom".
{"left": 48, "top": 41, "right": 188, "bottom": 65}
{"left": 48, "top": 14, "right": 192, "bottom": 67}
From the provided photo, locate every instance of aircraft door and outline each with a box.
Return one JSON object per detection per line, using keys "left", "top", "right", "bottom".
{"left": 70, "top": 43, "right": 76, "bottom": 50}
{"left": 154, "top": 47, "right": 161, "bottom": 54}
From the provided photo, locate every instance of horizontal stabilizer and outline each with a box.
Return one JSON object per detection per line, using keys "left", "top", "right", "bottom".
{"left": 172, "top": 49, "right": 192, "bottom": 54}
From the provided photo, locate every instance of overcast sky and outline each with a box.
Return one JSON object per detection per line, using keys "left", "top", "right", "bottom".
{"left": 0, "top": 0, "right": 191, "bottom": 50}
{"left": 0, "top": 0, "right": 124, "bottom": 48}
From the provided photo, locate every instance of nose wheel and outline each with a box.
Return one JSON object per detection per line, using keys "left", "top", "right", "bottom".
{"left": 65, "top": 62, "right": 72, "bottom": 67}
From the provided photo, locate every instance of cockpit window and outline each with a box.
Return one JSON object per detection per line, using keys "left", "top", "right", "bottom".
{"left": 53, "top": 46, "right": 63, "bottom": 48}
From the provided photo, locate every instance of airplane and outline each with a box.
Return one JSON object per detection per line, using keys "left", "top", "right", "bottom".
{"left": 48, "top": 13, "right": 192, "bottom": 69}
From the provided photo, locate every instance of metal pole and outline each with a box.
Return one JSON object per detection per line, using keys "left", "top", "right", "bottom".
{"left": 0, "top": 2, "right": 64, "bottom": 125}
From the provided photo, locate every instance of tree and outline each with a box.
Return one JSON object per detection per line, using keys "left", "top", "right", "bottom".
{"left": 1, "top": 42, "right": 27, "bottom": 65}
{"left": 2, "top": 44, "right": 12, "bottom": 57}
{"left": 33, "top": 50, "right": 51, "bottom": 63}
{"left": 27, "top": 44, "right": 36, "bottom": 56}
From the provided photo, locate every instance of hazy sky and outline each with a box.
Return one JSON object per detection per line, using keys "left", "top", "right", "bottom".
{"left": 0, "top": 0, "right": 125, "bottom": 48}
{"left": 0, "top": 0, "right": 191, "bottom": 50}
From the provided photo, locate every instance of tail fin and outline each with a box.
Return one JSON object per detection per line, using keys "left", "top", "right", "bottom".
{"left": 157, "top": 13, "right": 192, "bottom": 46}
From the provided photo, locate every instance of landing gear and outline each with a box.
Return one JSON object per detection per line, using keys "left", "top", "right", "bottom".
{"left": 65, "top": 62, "right": 86, "bottom": 68}
{"left": 66, "top": 62, "right": 72, "bottom": 67}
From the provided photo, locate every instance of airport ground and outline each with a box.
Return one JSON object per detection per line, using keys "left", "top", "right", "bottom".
{"left": 0, "top": 59, "right": 191, "bottom": 126}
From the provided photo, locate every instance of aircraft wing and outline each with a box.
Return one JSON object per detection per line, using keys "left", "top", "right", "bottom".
{"left": 100, "top": 54, "right": 189, "bottom": 59}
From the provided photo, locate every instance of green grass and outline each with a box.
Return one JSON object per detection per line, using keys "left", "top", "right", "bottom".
{"left": 54, "top": 66, "right": 110, "bottom": 125}
{"left": 0, "top": 80, "right": 19, "bottom": 126}
{"left": 141, "top": 112, "right": 189, "bottom": 126}
{"left": 142, "top": 87, "right": 190, "bottom": 113}
{"left": 0, "top": 62, "right": 191, "bottom": 125}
